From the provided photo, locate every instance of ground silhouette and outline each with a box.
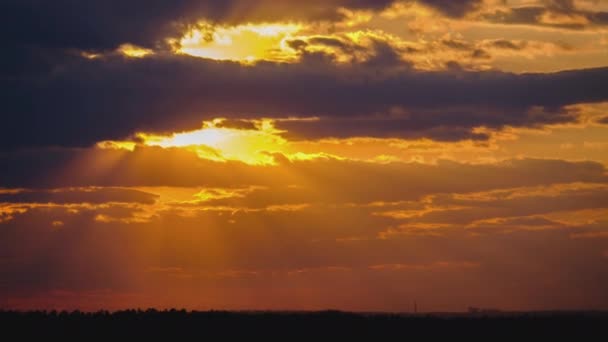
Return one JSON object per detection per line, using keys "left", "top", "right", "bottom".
{"left": 1, "top": 310, "right": 606, "bottom": 339}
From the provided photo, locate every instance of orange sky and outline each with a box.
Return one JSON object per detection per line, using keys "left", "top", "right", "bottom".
{"left": 1, "top": 0, "right": 608, "bottom": 312}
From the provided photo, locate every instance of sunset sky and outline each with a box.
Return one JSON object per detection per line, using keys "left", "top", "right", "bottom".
{"left": 1, "top": 0, "right": 608, "bottom": 312}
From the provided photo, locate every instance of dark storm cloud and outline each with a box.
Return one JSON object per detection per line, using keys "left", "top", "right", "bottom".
{"left": 3, "top": 0, "right": 403, "bottom": 74}
{"left": 0, "top": 0, "right": 397, "bottom": 51}
{"left": 2, "top": 1, "right": 608, "bottom": 148}
{"left": 0, "top": 0, "right": 498, "bottom": 75}
{"left": 2, "top": 52, "right": 607, "bottom": 148}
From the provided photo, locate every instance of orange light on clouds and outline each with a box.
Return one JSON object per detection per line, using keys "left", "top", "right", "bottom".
{"left": 95, "top": 102, "right": 608, "bottom": 168}
{"left": 137, "top": 119, "right": 288, "bottom": 165}
{"left": 177, "top": 22, "right": 303, "bottom": 63}
{"left": 117, "top": 44, "right": 154, "bottom": 58}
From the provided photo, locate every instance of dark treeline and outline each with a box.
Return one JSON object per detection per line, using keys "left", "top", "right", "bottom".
{"left": 1, "top": 310, "right": 607, "bottom": 339}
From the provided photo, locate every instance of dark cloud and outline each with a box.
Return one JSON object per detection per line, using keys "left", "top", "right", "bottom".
{"left": 0, "top": 0, "right": 483, "bottom": 56}
{"left": 441, "top": 39, "right": 473, "bottom": 50}
{"left": 0, "top": 188, "right": 158, "bottom": 205}
{"left": 481, "top": 3, "right": 608, "bottom": 30}
{"left": 598, "top": 116, "right": 608, "bottom": 125}
{"left": 2, "top": 52, "right": 607, "bottom": 148}
{"left": 409, "top": 187, "right": 608, "bottom": 225}
{"left": 287, "top": 39, "right": 309, "bottom": 51}
{"left": 276, "top": 116, "right": 492, "bottom": 141}
{"left": 307, "top": 37, "right": 353, "bottom": 50}
{"left": 287, "top": 35, "right": 398, "bottom": 64}
{"left": 2, "top": 2, "right": 607, "bottom": 148}
{"left": 0, "top": 0, "right": 397, "bottom": 52}
{"left": 2, "top": 0, "right": 198, "bottom": 51}
{"left": 545, "top": 0, "right": 575, "bottom": 11}
{"left": 488, "top": 39, "right": 527, "bottom": 51}
{"left": 3, "top": 0, "right": 608, "bottom": 313}
{"left": 1, "top": 187, "right": 607, "bottom": 310}
{"left": 417, "top": 0, "right": 483, "bottom": 17}
{"left": 471, "top": 49, "right": 491, "bottom": 60}
{"left": 215, "top": 119, "right": 259, "bottom": 131}
{"left": 1, "top": 146, "right": 607, "bottom": 198}
{"left": 481, "top": 7, "right": 547, "bottom": 27}
{"left": 362, "top": 40, "right": 410, "bottom": 67}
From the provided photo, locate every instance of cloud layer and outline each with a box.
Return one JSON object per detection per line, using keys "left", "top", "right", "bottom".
{"left": 2, "top": 0, "right": 608, "bottom": 312}
{"left": 3, "top": 53, "right": 608, "bottom": 148}
{"left": 1, "top": 149, "right": 607, "bottom": 311}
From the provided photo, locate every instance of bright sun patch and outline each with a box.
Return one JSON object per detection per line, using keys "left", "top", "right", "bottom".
{"left": 141, "top": 119, "right": 288, "bottom": 164}
{"left": 117, "top": 44, "right": 154, "bottom": 58}
{"left": 99, "top": 119, "right": 289, "bottom": 165}
{"left": 177, "top": 22, "right": 303, "bottom": 63}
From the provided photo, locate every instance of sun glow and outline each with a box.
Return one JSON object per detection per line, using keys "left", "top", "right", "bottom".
{"left": 117, "top": 44, "right": 154, "bottom": 58}
{"left": 137, "top": 119, "right": 288, "bottom": 165}
{"left": 147, "top": 128, "right": 228, "bottom": 149}
{"left": 177, "top": 22, "right": 303, "bottom": 63}
{"left": 96, "top": 118, "right": 353, "bottom": 165}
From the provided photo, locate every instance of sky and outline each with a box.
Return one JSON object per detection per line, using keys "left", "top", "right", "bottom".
{"left": 1, "top": 0, "right": 608, "bottom": 312}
